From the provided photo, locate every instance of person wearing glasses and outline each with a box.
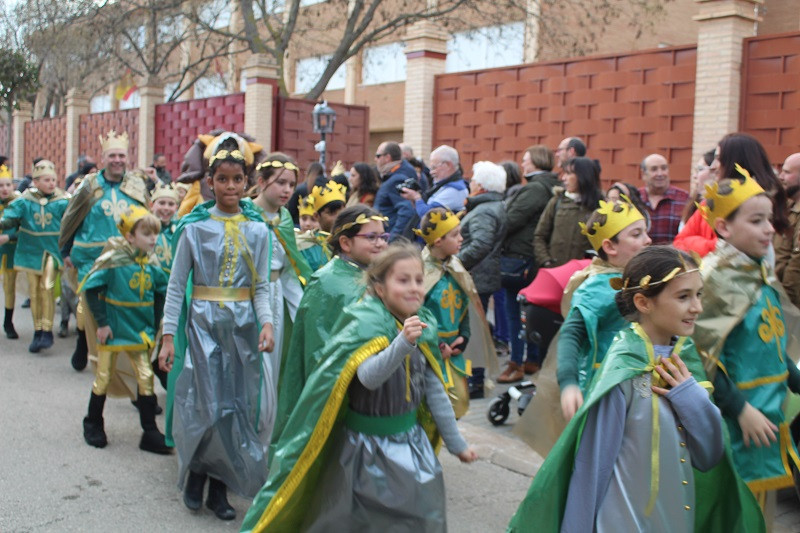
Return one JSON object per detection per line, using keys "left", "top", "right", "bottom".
{"left": 637, "top": 153, "right": 689, "bottom": 245}
{"left": 373, "top": 141, "right": 419, "bottom": 241}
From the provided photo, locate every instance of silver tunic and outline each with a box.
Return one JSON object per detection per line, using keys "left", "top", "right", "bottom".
{"left": 163, "top": 207, "right": 274, "bottom": 498}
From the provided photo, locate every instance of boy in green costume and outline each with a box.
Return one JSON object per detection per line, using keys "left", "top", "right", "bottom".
{"left": 0, "top": 159, "right": 69, "bottom": 352}
{"left": 0, "top": 164, "right": 20, "bottom": 338}
{"left": 78, "top": 206, "right": 170, "bottom": 455}
{"left": 150, "top": 183, "right": 180, "bottom": 275}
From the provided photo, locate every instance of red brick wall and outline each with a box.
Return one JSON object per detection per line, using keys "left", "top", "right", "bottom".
{"left": 741, "top": 31, "right": 800, "bottom": 166}
{"left": 24, "top": 116, "right": 67, "bottom": 186}
{"left": 276, "top": 98, "right": 370, "bottom": 172}
{"left": 433, "top": 45, "right": 697, "bottom": 190}
{"left": 154, "top": 93, "right": 246, "bottom": 178}
{"left": 79, "top": 109, "right": 140, "bottom": 172}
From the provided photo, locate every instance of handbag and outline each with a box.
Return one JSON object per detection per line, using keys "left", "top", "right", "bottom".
{"left": 500, "top": 255, "right": 534, "bottom": 290}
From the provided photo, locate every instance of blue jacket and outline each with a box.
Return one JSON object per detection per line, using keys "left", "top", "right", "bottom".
{"left": 374, "top": 160, "right": 418, "bottom": 241}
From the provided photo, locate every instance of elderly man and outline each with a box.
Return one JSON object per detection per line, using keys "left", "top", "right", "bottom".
{"left": 373, "top": 141, "right": 419, "bottom": 241}
{"left": 554, "top": 137, "right": 587, "bottom": 170}
{"left": 776, "top": 153, "right": 800, "bottom": 303}
{"left": 637, "top": 153, "right": 688, "bottom": 244}
{"left": 59, "top": 130, "right": 149, "bottom": 372}
{"left": 400, "top": 144, "right": 468, "bottom": 218}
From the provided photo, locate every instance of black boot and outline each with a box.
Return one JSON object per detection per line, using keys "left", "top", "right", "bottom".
{"left": 132, "top": 394, "right": 162, "bottom": 415}
{"left": 4, "top": 308, "right": 18, "bottom": 339}
{"left": 83, "top": 393, "right": 107, "bottom": 448}
{"left": 137, "top": 395, "right": 171, "bottom": 455}
{"left": 39, "top": 330, "right": 54, "bottom": 350}
{"left": 183, "top": 471, "right": 207, "bottom": 511}
{"left": 21, "top": 297, "right": 30, "bottom": 308}
{"left": 58, "top": 319, "right": 69, "bottom": 338}
{"left": 152, "top": 358, "right": 168, "bottom": 390}
{"left": 71, "top": 329, "right": 88, "bottom": 371}
{"left": 469, "top": 367, "right": 485, "bottom": 399}
{"left": 28, "top": 330, "right": 43, "bottom": 353}
{"left": 206, "top": 477, "right": 236, "bottom": 520}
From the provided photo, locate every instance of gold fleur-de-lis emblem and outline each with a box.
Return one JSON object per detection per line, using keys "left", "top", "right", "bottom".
{"left": 129, "top": 270, "right": 152, "bottom": 300}
{"left": 101, "top": 197, "right": 130, "bottom": 223}
{"left": 440, "top": 282, "right": 463, "bottom": 323}
{"left": 155, "top": 239, "right": 172, "bottom": 265}
{"left": 758, "top": 298, "right": 785, "bottom": 357}
{"left": 34, "top": 210, "right": 53, "bottom": 229}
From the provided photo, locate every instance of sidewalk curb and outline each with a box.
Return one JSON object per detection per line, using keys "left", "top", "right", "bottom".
{"left": 458, "top": 420, "right": 542, "bottom": 478}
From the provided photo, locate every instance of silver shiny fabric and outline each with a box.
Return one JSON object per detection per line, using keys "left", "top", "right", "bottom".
{"left": 302, "top": 346, "right": 446, "bottom": 532}
{"left": 172, "top": 216, "right": 274, "bottom": 498}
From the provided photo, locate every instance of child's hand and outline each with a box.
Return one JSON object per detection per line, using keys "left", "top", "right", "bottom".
{"left": 651, "top": 353, "right": 692, "bottom": 396}
{"left": 402, "top": 315, "right": 427, "bottom": 344}
{"left": 560, "top": 385, "right": 584, "bottom": 421}
{"left": 159, "top": 334, "right": 174, "bottom": 372}
{"left": 96, "top": 325, "right": 113, "bottom": 345}
{"left": 63, "top": 256, "right": 74, "bottom": 269}
{"left": 259, "top": 323, "right": 274, "bottom": 353}
{"left": 449, "top": 336, "right": 465, "bottom": 356}
{"left": 0, "top": 234, "right": 8, "bottom": 245}
{"left": 439, "top": 342, "right": 453, "bottom": 360}
{"left": 457, "top": 447, "right": 478, "bottom": 463}
{"left": 738, "top": 403, "right": 778, "bottom": 447}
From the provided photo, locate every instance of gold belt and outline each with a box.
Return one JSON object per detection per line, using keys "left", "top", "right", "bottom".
{"left": 192, "top": 286, "right": 252, "bottom": 301}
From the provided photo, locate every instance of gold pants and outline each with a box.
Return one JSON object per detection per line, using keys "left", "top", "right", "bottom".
{"left": 2, "top": 266, "right": 16, "bottom": 310}
{"left": 23, "top": 256, "right": 57, "bottom": 331}
{"left": 92, "top": 349, "right": 154, "bottom": 396}
{"left": 78, "top": 294, "right": 99, "bottom": 357}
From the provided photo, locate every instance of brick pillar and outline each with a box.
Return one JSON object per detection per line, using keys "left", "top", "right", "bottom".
{"left": 12, "top": 102, "right": 32, "bottom": 178}
{"left": 242, "top": 54, "right": 279, "bottom": 151}
{"left": 691, "top": 0, "right": 761, "bottom": 163}
{"left": 403, "top": 20, "right": 448, "bottom": 159}
{"left": 344, "top": 54, "right": 361, "bottom": 105}
{"left": 108, "top": 84, "right": 119, "bottom": 111}
{"left": 137, "top": 78, "right": 164, "bottom": 169}
{"left": 65, "top": 89, "right": 89, "bottom": 176}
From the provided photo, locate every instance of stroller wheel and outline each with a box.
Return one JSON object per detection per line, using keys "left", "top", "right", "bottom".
{"left": 487, "top": 396, "right": 510, "bottom": 426}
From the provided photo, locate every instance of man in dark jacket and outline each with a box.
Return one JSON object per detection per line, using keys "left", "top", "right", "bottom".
{"left": 373, "top": 141, "right": 418, "bottom": 241}
{"left": 499, "top": 145, "right": 560, "bottom": 383}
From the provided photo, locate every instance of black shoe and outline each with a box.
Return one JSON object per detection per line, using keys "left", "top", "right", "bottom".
{"left": 83, "top": 393, "right": 107, "bottom": 448}
{"left": 469, "top": 382, "right": 485, "bottom": 399}
{"left": 4, "top": 308, "right": 18, "bottom": 339}
{"left": 38, "top": 331, "right": 54, "bottom": 350}
{"left": 132, "top": 396, "right": 163, "bottom": 415}
{"left": 206, "top": 477, "right": 236, "bottom": 520}
{"left": 137, "top": 395, "right": 171, "bottom": 454}
{"left": 183, "top": 471, "right": 207, "bottom": 511}
{"left": 28, "top": 330, "right": 43, "bottom": 353}
{"left": 21, "top": 298, "right": 30, "bottom": 308}
{"left": 468, "top": 368, "right": 485, "bottom": 399}
{"left": 71, "top": 329, "right": 88, "bottom": 371}
{"left": 58, "top": 320, "right": 69, "bottom": 338}
{"left": 152, "top": 358, "right": 168, "bottom": 390}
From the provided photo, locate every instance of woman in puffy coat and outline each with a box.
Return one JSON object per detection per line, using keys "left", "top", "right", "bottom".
{"left": 533, "top": 157, "right": 603, "bottom": 268}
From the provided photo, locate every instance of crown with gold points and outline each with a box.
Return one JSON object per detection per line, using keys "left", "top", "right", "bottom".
{"left": 150, "top": 182, "right": 179, "bottom": 203}
{"left": 32, "top": 160, "right": 56, "bottom": 179}
{"left": 99, "top": 130, "right": 129, "bottom": 152}
{"left": 414, "top": 208, "right": 461, "bottom": 245}
{"left": 117, "top": 205, "right": 152, "bottom": 236}
{"left": 0, "top": 165, "right": 10, "bottom": 179}
{"left": 298, "top": 195, "right": 315, "bottom": 217}
{"left": 579, "top": 196, "right": 645, "bottom": 251}
{"left": 310, "top": 180, "right": 347, "bottom": 212}
{"left": 699, "top": 163, "right": 765, "bottom": 228}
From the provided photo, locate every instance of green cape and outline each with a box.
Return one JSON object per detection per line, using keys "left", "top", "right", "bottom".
{"left": 507, "top": 324, "right": 765, "bottom": 533}
{"left": 270, "top": 256, "right": 364, "bottom": 459}
{"left": 258, "top": 205, "right": 314, "bottom": 287}
{"left": 241, "top": 296, "right": 446, "bottom": 533}
{"left": 164, "top": 199, "right": 267, "bottom": 445}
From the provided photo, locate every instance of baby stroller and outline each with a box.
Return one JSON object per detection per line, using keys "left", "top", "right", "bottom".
{"left": 487, "top": 259, "right": 591, "bottom": 425}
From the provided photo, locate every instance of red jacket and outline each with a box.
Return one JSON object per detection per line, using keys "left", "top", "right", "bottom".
{"left": 673, "top": 208, "right": 716, "bottom": 256}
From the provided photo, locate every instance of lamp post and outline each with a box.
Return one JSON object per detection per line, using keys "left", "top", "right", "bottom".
{"left": 312, "top": 100, "right": 336, "bottom": 176}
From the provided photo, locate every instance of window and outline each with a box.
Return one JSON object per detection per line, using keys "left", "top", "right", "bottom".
{"left": 294, "top": 55, "right": 346, "bottom": 94}
{"left": 199, "top": 0, "right": 231, "bottom": 29}
{"left": 300, "top": 0, "right": 327, "bottom": 5}
{"left": 446, "top": 22, "right": 524, "bottom": 73}
{"left": 119, "top": 91, "right": 141, "bottom": 110}
{"left": 194, "top": 76, "right": 228, "bottom": 98}
{"left": 362, "top": 42, "right": 406, "bottom": 85}
{"left": 123, "top": 25, "right": 146, "bottom": 51}
{"left": 90, "top": 95, "right": 112, "bottom": 113}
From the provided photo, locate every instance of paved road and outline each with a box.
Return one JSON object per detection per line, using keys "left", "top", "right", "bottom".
{"left": 2, "top": 309, "right": 799, "bottom": 532}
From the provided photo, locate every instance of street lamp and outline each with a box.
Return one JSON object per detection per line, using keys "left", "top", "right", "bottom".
{"left": 312, "top": 100, "right": 336, "bottom": 176}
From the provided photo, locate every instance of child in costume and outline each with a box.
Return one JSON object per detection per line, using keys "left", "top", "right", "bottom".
{"left": 159, "top": 146, "right": 275, "bottom": 521}
{"left": 508, "top": 245, "right": 764, "bottom": 533}
{"left": 251, "top": 153, "right": 314, "bottom": 395}
{"left": 415, "top": 208, "right": 498, "bottom": 418}
{"left": 295, "top": 180, "right": 347, "bottom": 272}
{"left": 294, "top": 194, "right": 328, "bottom": 271}
{"left": 78, "top": 207, "right": 170, "bottom": 455}
{"left": 242, "top": 242, "right": 477, "bottom": 533}
{"left": 693, "top": 165, "right": 800, "bottom": 525}
{"left": 150, "top": 183, "right": 180, "bottom": 274}
{"left": 272, "top": 205, "right": 388, "bottom": 452}
{"left": 0, "top": 164, "right": 20, "bottom": 338}
{"left": 0, "top": 160, "right": 69, "bottom": 352}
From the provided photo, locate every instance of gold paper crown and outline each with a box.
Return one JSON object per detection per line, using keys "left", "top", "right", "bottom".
{"left": 699, "top": 163, "right": 765, "bottom": 227}
{"left": 298, "top": 195, "right": 316, "bottom": 217}
{"left": 310, "top": 180, "right": 347, "bottom": 212}
{"left": 208, "top": 149, "right": 245, "bottom": 168}
{"left": 99, "top": 130, "right": 130, "bottom": 152}
{"left": 413, "top": 209, "right": 460, "bottom": 245}
{"left": 117, "top": 205, "right": 151, "bottom": 236}
{"left": 579, "top": 196, "right": 645, "bottom": 251}
{"left": 0, "top": 165, "right": 10, "bottom": 179}
{"left": 32, "top": 160, "right": 56, "bottom": 179}
{"left": 150, "top": 183, "right": 179, "bottom": 203}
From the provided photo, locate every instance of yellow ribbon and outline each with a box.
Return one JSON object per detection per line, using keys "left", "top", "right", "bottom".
{"left": 210, "top": 214, "right": 259, "bottom": 293}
